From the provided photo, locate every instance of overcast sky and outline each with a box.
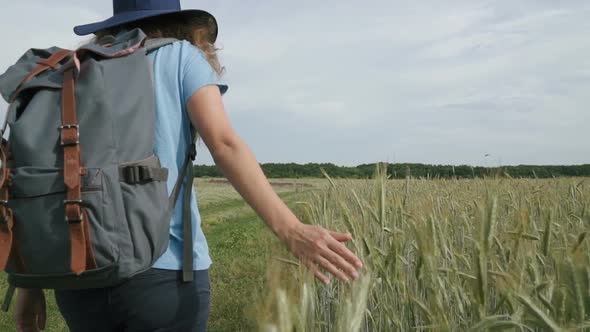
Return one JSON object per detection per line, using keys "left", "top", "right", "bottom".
{"left": 1, "top": 0, "right": 588, "bottom": 166}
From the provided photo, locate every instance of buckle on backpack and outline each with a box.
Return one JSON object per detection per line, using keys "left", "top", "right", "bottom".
{"left": 0, "top": 206, "right": 12, "bottom": 226}
{"left": 63, "top": 200, "right": 84, "bottom": 223}
{"left": 1, "top": 215, "right": 8, "bottom": 225}
{"left": 123, "top": 166, "right": 151, "bottom": 185}
{"left": 59, "top": 124, "right": 80, "bottom": 147}
{"left": 189, "top": 143, "right": 197, "bottom": 161}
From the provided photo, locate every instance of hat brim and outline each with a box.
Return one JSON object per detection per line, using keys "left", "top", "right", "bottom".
{"left": 74, "top": 9, "right": 218, "bottom": 42}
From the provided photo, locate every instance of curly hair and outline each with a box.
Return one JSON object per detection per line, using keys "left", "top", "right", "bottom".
{"left": 95, "top": 12, "right": 224, "bottom": 76}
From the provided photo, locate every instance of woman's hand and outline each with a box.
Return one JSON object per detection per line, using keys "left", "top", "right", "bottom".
{"left": 14, "top": 288, "right": 46, "bottom": 332}
{"left": 285, "top": 223, "right": 363, "bottom": 285}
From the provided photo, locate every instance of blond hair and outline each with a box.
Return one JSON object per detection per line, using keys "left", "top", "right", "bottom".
{"left": 95, "top": 13, "right": 224, "bottom": 76}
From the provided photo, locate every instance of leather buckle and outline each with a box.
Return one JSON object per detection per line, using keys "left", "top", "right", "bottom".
{"left": 0, "top": 203, "right": 12, "bottom": 225}
{"left": 59, "top": 124, "right": 80, "bottom": 147}
{"left": 63, "top": 200, "right": 83, "bottom": 223}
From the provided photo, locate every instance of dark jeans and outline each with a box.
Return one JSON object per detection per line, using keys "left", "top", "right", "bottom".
{"left": 55, "top": 269, "right": 211, "bottom": 332}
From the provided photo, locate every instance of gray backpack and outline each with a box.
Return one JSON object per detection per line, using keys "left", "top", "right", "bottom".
{"left": 0, "top": 29, "right": 197, "bottom": 308}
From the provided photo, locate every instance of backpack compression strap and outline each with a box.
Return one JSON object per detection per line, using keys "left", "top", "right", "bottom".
{"left": 61, "top": 68, "right": 97, "bottom": 275}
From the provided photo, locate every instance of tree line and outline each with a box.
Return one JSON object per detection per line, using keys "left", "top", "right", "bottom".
{"left": 193, "top": 162, "right": 590, "bottom": 179}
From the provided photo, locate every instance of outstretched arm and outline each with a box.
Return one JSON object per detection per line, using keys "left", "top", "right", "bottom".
{"left": 186, "top": 85, "right": 363, "bottom": 284}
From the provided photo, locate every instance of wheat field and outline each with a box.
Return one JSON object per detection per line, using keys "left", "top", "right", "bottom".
{"left": 0, "top": 174, "right": 587, "bottom": 331}
{"left": 258, "top": 169, "right": 590, "bottom": 331}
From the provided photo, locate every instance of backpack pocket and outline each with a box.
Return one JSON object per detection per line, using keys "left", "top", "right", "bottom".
{"left": 7, "top": 167, "right": 118, "bottom": 275}
{"left": 118, "top": 155, "right": 170, "bottom": 269}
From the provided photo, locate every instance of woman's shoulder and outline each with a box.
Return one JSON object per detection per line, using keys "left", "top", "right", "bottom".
{"left": 153, "top": 40, "right": 211, "bottom": 76}
{"left": 169, "top": 40, "right": 207, "bottom": 59}
{"left": 154, "top": 40, "right": 205, "bottom": 59}
{"left": 160, "top": 40, "right": 209, "bottom": 71}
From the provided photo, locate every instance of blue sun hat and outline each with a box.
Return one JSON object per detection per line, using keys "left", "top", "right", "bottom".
{"left": 73, "top": 0, "right": 218, "bottom": 42}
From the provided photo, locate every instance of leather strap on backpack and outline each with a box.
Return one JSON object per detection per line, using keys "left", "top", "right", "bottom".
{"left": 0, "top": 144, "right": 18, "bottom": 313}
{"left": 3, "top": 50, "right": 73, "bottom": 271}
{"left": 60, "top": 68, "right": 97, "bottom": 275}
{"left": 8, "top": 49, "right": 72, "bottom": 104}
{"left": 0, "top": 144, "right": 14, "bottom": 271}
{"left": 0, "top": 50, "right": 71, "bottom": 312}
{"left": 2, "top": 49, "right": 73, "bottom": 145}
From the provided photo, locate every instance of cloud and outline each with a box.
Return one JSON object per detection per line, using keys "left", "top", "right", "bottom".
{"left": 0, "top": 1, "right": 103, "bottom": 111}
{"left": 1, "top": 0, "right": 588, "bottom": 166}
{"left": 0, "top": 2, "right": 102, "bottom": 68}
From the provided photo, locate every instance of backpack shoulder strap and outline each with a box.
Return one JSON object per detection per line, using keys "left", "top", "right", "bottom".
{"left": 166, "top": 128, "right": 198, "bottom": 282}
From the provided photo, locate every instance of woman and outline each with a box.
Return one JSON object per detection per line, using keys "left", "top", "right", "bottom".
{"left": 14, "top": 1, "right": 363, "bottom": 331}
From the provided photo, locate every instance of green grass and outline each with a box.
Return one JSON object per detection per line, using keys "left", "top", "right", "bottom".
{"left": 4, "top": 175, "right": 589, "bottom": 331}
{"left": 199, "top": 179, "right": 315, "bottom": 331}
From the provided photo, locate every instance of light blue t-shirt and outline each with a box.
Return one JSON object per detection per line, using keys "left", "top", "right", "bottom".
{"left": 148, "top": 40, "right": 228, "bottom": 271}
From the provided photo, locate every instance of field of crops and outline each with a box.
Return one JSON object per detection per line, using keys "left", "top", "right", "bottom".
{"left": 258, "top": 170, "right": 590, "bottom": 331}
{"left": 0, "top": 175, "right": 588, "bottom": 331}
